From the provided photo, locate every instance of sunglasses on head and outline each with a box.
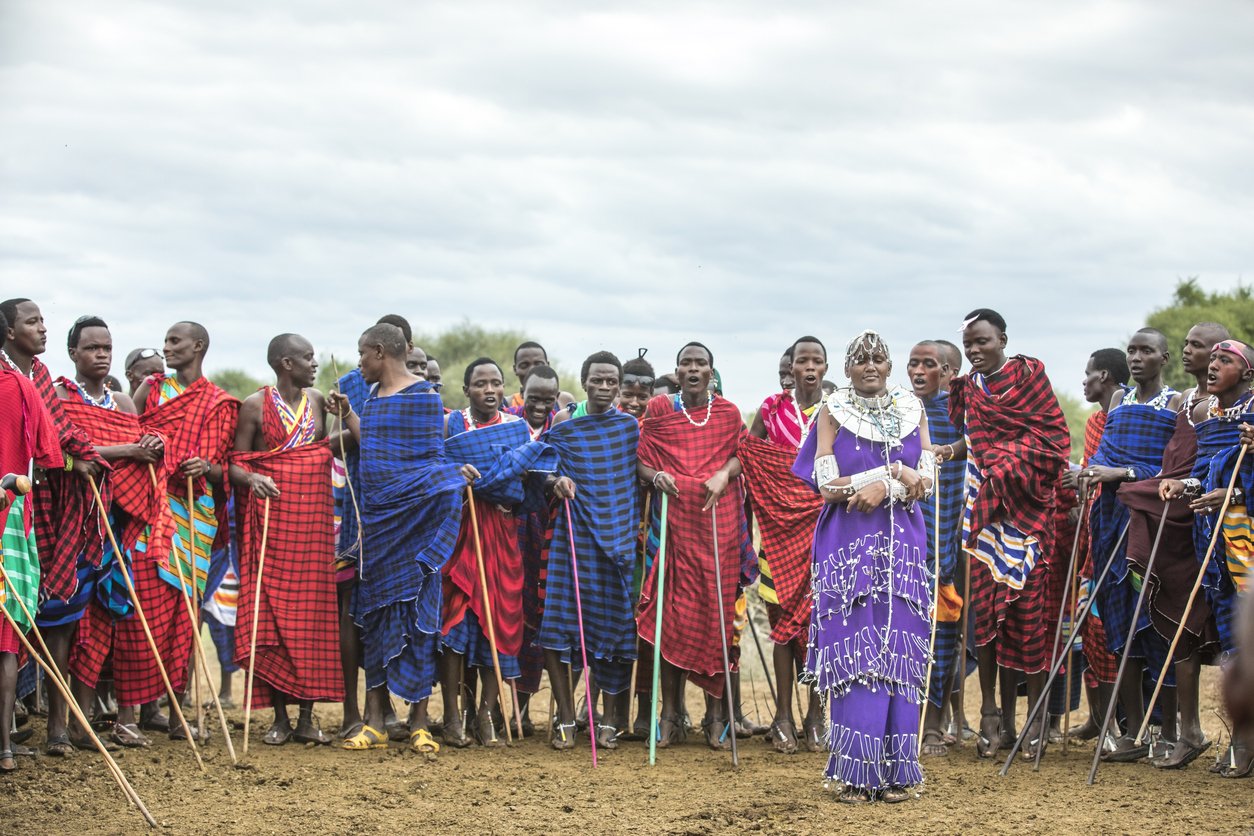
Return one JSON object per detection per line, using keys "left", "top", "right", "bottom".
{"left": 621, "top": 374, "right": 654, "bottom": 388}
{"left": 127, "top": 348, "right": 161, "bottom": 370}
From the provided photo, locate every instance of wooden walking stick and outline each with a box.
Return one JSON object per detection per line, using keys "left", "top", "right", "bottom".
{"left": 919, "top": 488, "right": 943, "bottom": 755}
{"left": 1086, "top": 500, "right": 1172, "bottom": 783}
{"left": 185, "top": 475, "right": 206, "bottom": 737}
{"left": 1135, "top": 443, "right": 1250, "bottom": 746}
{"left": 648, "top": 492, "right": 670, "bottom": 766}
{"left": 1062, "top": 486, "right": 1090, "bottom": 752}
{"left": 1000, "top": 522, "right": 1128, "bottom": 775}
{"left": 957, "top": 551, "right": 970, "bottom": 741}
{"left": 92, "top": 474, "right": 205, "bottom": 770}
{"left": 242, "top": 496, "right": 271, "bottom": 757}
{"left": 710, "top": 504, "right": 739, "bottom": 767}
{"left": 563, "top": 498, "right": 598, "bottom": 767}
{"left": 0, "top": 562, "right": 156, "bottom": 826}
{"left": 330, "top": 356, "right": 364, "bottom": 559}
{"left": 465, "top": 484, "right": 513, "bottom": 744}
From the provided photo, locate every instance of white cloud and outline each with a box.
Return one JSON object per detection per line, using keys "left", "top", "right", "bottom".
{"left": 2, "top": 0, "right": 1253, "bottom": 420}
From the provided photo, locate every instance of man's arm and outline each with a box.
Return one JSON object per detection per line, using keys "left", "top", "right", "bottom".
{"left": 228, "top": 394, "right": 278, "bottom": 498}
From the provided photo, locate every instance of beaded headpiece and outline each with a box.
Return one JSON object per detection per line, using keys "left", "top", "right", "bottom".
{"left": 844, "top": 329, "right": 890, "bottom": 367}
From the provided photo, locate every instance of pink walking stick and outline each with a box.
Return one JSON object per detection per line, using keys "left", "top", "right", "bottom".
{"left": 564, "top": 498, "right": 598, "bottom": 767}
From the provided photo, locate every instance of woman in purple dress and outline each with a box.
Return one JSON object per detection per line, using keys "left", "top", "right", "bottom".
{"left": 793, "top": 330, "right": 936, "bottom": 803}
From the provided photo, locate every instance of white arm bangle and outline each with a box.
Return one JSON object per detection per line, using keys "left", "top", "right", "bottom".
{"left": 848, "top": 466, "right": 890, "bottom": 493}
{"left": 815, "top": 454, "right": 839, "bottom": 487}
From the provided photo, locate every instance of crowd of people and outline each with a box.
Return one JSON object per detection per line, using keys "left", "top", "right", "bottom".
{"left": 0, "top": 296, "right": 1252, "bottom": 807}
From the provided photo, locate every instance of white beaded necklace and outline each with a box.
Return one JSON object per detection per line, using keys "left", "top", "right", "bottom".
{"left": 0, "top": 349, "right": 32, "bottom": 380}
{"left": 790, "top": 391, "right": 820, "bottom": 439}
{"left": 680, "top": 393, "right": 715, "bottom": 427}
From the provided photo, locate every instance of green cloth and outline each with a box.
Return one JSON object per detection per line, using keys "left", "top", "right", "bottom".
{"left": 1, "top": 496, "right": 41, "bottom": 634}
{"left": 571, "top": 400, "right": 589, "bottom": 419}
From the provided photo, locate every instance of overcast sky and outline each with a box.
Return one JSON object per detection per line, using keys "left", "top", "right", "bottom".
{"left": 3, "top": 1, "right": 1253, "bottom": 410}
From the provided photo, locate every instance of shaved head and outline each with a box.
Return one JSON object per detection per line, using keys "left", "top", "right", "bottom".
{"left": 172, "top": 320, "right": 210, "bottom": 354}
{"left": 360, "top": 323, "right": 407, "bottom": 359}
{"left": 266, "top": 333, "right": 312, "bottom": 371}
{"left": 1133, "top": 327, "right": 1169, "bottom": 353}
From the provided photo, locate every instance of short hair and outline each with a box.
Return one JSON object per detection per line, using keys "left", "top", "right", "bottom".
{"left": 376, "top": 314, "right": 412, "bottom": 345}
{"left": 513, "top": 341, "right": 546, "bottom": 364}
{"left": 173, "top": 321, "right": 211, "bottom": 353}
{"left": 424, "top": 353, "right": 438, "bottom": 364}
{"left": 962, "top": 308, "right": 1006, "bottom": 334}
{"left": 1133, "top": 327, "right": 1169, "bottom": 353}
{"left": 1193, "top": 321, "right": 1231, "bottom": 342}
{"left": 623, "top": 348, "right": 655, "bottom": 380}
{"left": 0, "top": 309, "right": 7, "bottom": 350}
{"left": 464, "top": 357, "right": 503, "bottom": 387}
{"left": 581, "top": 350, "right": 622, "bottom": 383}
{"left": 676, "top": 341, "right": 714, "bottom": 366}
{"left": 790, "top": 335, "right": 827, "bottom": 360}
{"left": 1090, "top": 348, "right": 1130, "bottom": 385}
{"left": 935, "top": 339, "right": 963, "bottom": 372}
{"left": 67, "top": 315, "right": 108, "bottom": 351}
{"left": 0, "top": 298, "right": 31, "bottom": 330}
{"left": 266, "top": 333, "right": 307, "bottom": 371}
{"left": 525, "top": 364, "right": 560, "bottom": 385}
{"left": 104, "top": 375, "right": 123, "bottom": 393}
{"left": 360, "top": 323, "right": 407, "bottom": 359}
{"left": 782, "top": 346, "right": 794, "bottom": 361}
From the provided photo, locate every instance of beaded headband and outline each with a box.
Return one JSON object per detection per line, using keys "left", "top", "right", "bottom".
{"left": 844, "top": 330, "right": 890, "bottom": 366}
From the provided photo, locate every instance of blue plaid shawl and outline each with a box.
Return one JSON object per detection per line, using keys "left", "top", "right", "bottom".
{"left": 356, "top": 382, "right": 466, "bottom": 700}
{"left": 536, "top": 411, "right": 640, "bottom": 693}
{"left": 921, "top": 392, "right": 965, "bottom": 585}
{"left": 444, "top": 416, "right": 558, "bottom": 507}
{"left": 1089, "top": 400, "right": 1178, "bottom": 655}
{"left": 1193, "top": 406, "right": 1254, "bottom": 652}
{"left": 334, "top": 368, "right": 371, "bottom": 561}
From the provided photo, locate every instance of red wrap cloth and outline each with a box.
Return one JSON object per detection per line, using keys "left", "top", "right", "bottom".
{"left": 230, "top": 394, "right": 343, "bottom": 707}
{"left": 952, "top": 356, "right": 1070, "bottom": 674}
{"left": 442, "top": 497, "right": 525, "bottom": 657}
{"left": 140, "top": 374, "right": 239, "bottom": 560}
{"left": 635, "top": 394, "right": 746, "bottom": 698}
{"left": 1078, "top": 410, "right": 1119, "bottom": 684}
{"left": 1117, "top": 394, "right": 1218, "bottom": 659}
{"left": 738, "top": 434, "right": 820, "bottom": 644}
{"left": 28, "top": 358, "right": 107, "bottom": 601}
{"left": 113, "top": 555, "right": 191, "bottom": 704}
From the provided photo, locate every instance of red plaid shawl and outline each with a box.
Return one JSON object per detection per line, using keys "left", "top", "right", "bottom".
{"left": 442, "top": 497, "right": 526, "bottom": 656}
{"left": 738, "top": 434, "right": 820, "bottom": 643}
{"left": 0, "top": 370, "right": 63, "bottom": 536}
{"left": 1074, "top": 409, "right": 1118, "bottom": 682}
{"left": 58, "top": 382, "right": 171, "bottom": 557}
{"left": 949, "top": 356, "right": 1070, "bottom": 556}
{"left": 229, "top": 396, "right": 343, "bottom": 707}
{"left": 635, "top": 394, "right": 745, "bottom": 698}
{"left": 140, "top": 375, "right": 239, "bottom": 558}
{"left": 29, "top": 358, "right": 107, "bottom": 600}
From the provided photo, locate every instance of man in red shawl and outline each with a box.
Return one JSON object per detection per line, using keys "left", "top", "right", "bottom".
{"left": 54, "top": 316, "right": 170, "bottom": 749}
{"left": 742, "top": 336, "right": 827, "bottom": 753}
{"left": 948, "top": 308, "right": 1069, "bottom": 761}
{"left": 132, "top": 321, "right": 239, "bottom": 740}
{"left": 0, "top": 308, "right": 65, "bottom": 772}
{"left": 0, "top": 299, "right": 106, "bottom": 756}
{"left": 229, "top": 333, "right": 342, "bottom": 747}
{"left": 636, "top": 341, "right": 747, "bottom": 751}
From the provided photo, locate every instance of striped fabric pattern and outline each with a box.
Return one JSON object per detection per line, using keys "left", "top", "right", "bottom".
{"left": 0, "top": 495, "right": 40, "bottom": 634}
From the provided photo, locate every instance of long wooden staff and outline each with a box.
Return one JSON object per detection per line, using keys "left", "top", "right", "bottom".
{"left": 563, "top": 498, "right": 598, "bottom": 767}
{"left": 0, "top": 517, "right": 156, "bottom": 827}
{"left": 1135, "top": 443, "right": 1249, "bottom": 746}
{"left": 957, "top": 551, "right": 970, "bottom": 740}
{"left": 1062, "top": 485, "right": 1091, "bottom": 751}
{"left": 241, "top": 496, "right": 271, "bottom": 757}
{"left": 1086, "top": 500, "right": 1172, "bottom": 783}
{"left": 709, "top": 504, "right": 738, "bottom": 767}
{"left": 648, "top": 492, "right": 670, "bottom": 766}
{"left": 626, "top": 490, "right": 653, "bottom": 732}
{"left": 919, "top": 488, "right": 942, "bottom": 755}
{"left": 105, "top": 471, "right": 205, "bottom": 770}
{"left": 1000, "top": 522, "right": 1129, "bottom": 776}
{"left": 465, "top": 484, "right": 513, "bottom": 744}
{"left": 185, "top": 476, "right": 206, "bottom": 737}
{"left": 329, "top": 356, "right": 363, "bottom": 560}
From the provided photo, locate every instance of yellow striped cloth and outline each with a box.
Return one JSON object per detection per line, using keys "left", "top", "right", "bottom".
{"left": 1222, "top": 504, "right": 1254, "bottom": 594}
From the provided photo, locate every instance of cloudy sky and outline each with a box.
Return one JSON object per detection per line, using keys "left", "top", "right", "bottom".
{"left": 3, "top": 1, "right": 1253, "bottom": 410}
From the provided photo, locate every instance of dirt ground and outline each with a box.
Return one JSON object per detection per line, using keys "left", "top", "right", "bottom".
{"left": 5, "top": 634, "right": 1253, "bottom": 835}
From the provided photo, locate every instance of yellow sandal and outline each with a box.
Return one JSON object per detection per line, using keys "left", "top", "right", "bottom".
{"left": 341, "top": 724, "right": 389, "bottom": 750}
{"left": 409, "top": 728, "right": 440, "bottom": 755}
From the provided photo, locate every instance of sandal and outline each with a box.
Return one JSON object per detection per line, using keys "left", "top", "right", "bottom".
{"left": 976, "top": 711, "right": 1002, "bottom": 759}
{"left": 475, "top": 713, "right": 505, "bottom": 749}
{"left": 1153, "top": 737, "right": 1211, "bottom": 770}
{"left": 595, "top": 723, "right": 620, "bottom": 750}
{"left": 701, "top": 718, "right": 732, "bottom": 751}
{"left": 340, "top": 724, "right": 388, "bottom": 750}
{"left": 551, "top": 721, "right": 577, "bottom": 751}
{"left": 768, "top": 720, "right": 798, "bottom": 754}
{"left": 1220, "top": 744, "right": 1254, "bottom": 778}
{"left": 656, "top": 714, "right": 680, "bottom": 749}
{"left": 0, "top": 749, "right": 14, "bottom": 774}
{"left": 111, "top": 722, "right": 151, "bottom": 749}
{"left": 802, "top": 720, "right": 825, "bottom": 753}
{"left": 409, "top": 728, "right": 440, "bottom": 755}
{"left": 292, "top": 726, "right": 332, "bottom": 746}
{"left": 1100, "top": 735, "right": 1148, "bottom": 763}
{"left": 837, "top": 787, "right": 871, "bottom": 804}
{"left": 69, "top": 732, "right": 120, "bottom": 753}
{"left": 441, "top": 714, "right": 473, "bottom": 749}
{"left": 921, "top": 729, "right": 949, "bottom": 757}
{"left": 139, "top": 711, "right": 170, "bottom": 733}
{"left": 881, "top": 786, "right": 911, "bottom": 804}
{"left": 263, "top": 724, "right": 294, "bottom": 746}
{"left": 336, "top": 720, "right": 365, "bottom": 741}
{"left": 45, "top": 734, "right": 76, "bottom": 757}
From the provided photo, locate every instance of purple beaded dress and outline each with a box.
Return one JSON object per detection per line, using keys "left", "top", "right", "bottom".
{"left": 793, "top": 385, "right": 931, "bottom": 794}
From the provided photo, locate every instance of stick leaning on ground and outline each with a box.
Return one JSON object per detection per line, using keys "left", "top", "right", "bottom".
{"left": 466, "top": 484, "right": 514, "bottom": 744}
{"left": 241, "top": 496, "right": 271, "bottom": 757}
{"left": 648, "top": 492, "right": 670, "bottom": 767}
{"left": 919, "top": 488, "right": 942, "bottom": 756}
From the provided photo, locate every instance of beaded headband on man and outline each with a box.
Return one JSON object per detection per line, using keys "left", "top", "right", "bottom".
{"left": 1214, "top": 340, "right": 1253, "bottom": 370}
{"left": 844, "top": 329, "right": 890, "bottom": 366}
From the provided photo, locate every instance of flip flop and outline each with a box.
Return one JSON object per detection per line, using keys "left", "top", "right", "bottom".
{"left": 409, "top": 728, "right": 440, "bottom": 755}
{"left": 921, "top": 730, "right": 949, "bottom": 758}
{"left": 335, "top": 721, "right": 365, "bottom": 741}
{"left": 111, "top": 723, "right": 151, "bottom": 749}
{"left": 69, "top": 733, "right": 120, "bottom": 753}
{"left": 340, "top": 724, "right": 388, "bottom": 751}
{"left": 802, "top": 720, "right": 825, "bottom": 753}
{"left": 139, "top": 712, "right": 170, "bottom": 733}
{"left": 263, "top": 725, "right": 294, "bottom": 746}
